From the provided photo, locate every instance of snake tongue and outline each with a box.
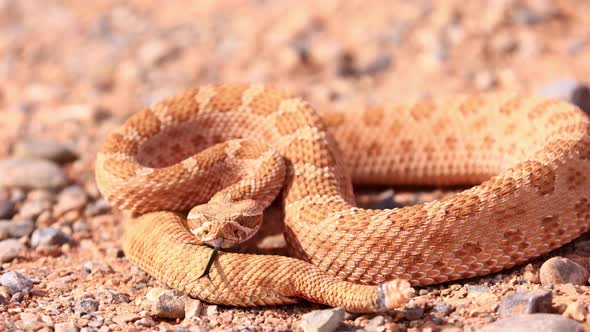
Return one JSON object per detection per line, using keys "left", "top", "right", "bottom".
{"left": 199, "top": 237, "right": 223, "bottom": 279}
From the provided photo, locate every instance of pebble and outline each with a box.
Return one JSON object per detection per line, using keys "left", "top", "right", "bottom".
{"left": 19, "top": 195, "right": 53, "bottom": 219}
{"left": 536, "top": 79, "right": 590, "bottom": 114}
{"left": 31, "top": 227, "right": 73, "bottom": 249}
{"left": 112, "top": 313, "right": 140, "bottom": 326}
{"left": 134, "top": 317, "right": 155, "bottom": 328}
{"left": 498, "top": 290, "right": 553, "bottom": 317}
{"left": 202, "top": 304, "right": 218, "bottom": 316}
{"left": 356, "top": 189, "right": 396, "bottom": 209}
{"left": 0, "top": 238, "right": 25, "bottom": 262}
{"left": 0, "top": 198, "right": 15, "bottom": 218}
{"left": 54, "top": 321, "right": 79, "bottom": 332}
{"left": 0, "top": 271, "right": 33, "bottom": 295}
{"left": 539, "top": 257, "right": 589, "bottom": 287}
{"left": 75, "top": 297, "right": 100, "bottom": 315}
{"left": 47, "top": 277, "right": 71, "bottom": 291}
{"left": 0, "top": 159, "right": 67, "bottom": 190}
{"left": 85, "top": 198, "right": 111, "bottom": 216}
{"left": 12, "top": 140, "right": 78, "bottom": 165}
{"left": 95, "top": 289, "right": 129, "bottom": 304}
{"left": 431, "top": 304, "right": 453, "bottom": 316}
{"left": 146, "top": 287, "right": 186, "bottom": 319}
{"left": 82, "top": 261, "right": 113, "bottom": 274}
{"left": 523, "top": 264, "right": 541, "bottom": 284}
{"left": 184, "top": 298, "right": 203, "bottom": 320}
{"left": 365, "top": 315, "right": 385, "bottom": 332}
{"left": 479, "top": 313, "right": 582, "bottom": 332}
{"left": 299, "top": 308, "right": 345, "bottom": 332}
{"left": 56, "top": 104, "right": 106, "bottom": 124}
{"left": 55, "top": 185, "right": 88, "bottom": 215}
{"left": 15, "top": 312, "right": 45, "bottom": 331}
{"left": 563, "top": 302, "right": 587, "bottom": 322}
{"left": 403, "top": 303, "right": 425, "bottom": 320}
{"left": 466, "top": 284, "right": 490, "bottom": 294}
{"left": 0, "top": 219, "right": 35, "bottom": 240}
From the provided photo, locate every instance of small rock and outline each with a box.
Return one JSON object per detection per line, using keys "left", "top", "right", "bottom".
{"left": 134, "top": 317, "right": 155, "bottom": 328}
{"left": 31, "top": 227, "right": 73, "bottom": 249}
{"left": 12, "top": 140, "right": 78, "bottom": 164}
{"left": 0, "top": 219, "right": 35, "bottom": 240}
{"left": 146, "top": 288, "right": 186, "bottom": 319}
{"left": 0, "top": 271, "right": 33, "bottom": 295}
{"left": 112, "top": 313, "right": 140, "bottom": 326}
{"left": 479, "top": 313, "right": 582, "bottom": 332}
{"left": 95, "top": 289, "right": 129, "bottom": 304}
{"left": 300, "top": 308, "right": 345, "bottom": 332}
{"left": 72, "top": 221, "right": 90, "bottom": 233}
{"left": 202, "top": 304, "right": 218, "bottom": 316}
{"left": 536, "top": 80, "right": 590, "bottom": 114}
{"left": 56, "top": 104, "right": 107, "bottom": 124}
{"left": 474, "top": 71, "right": 497, "bottom": 90}
{"left": 82, "top": 261, "right": 113, "bottom": 274}
{"left": 431, "top": 304, "right": 453, "bottom": 316}
{"left": 0, "top": 159, "right": 67, "bottom": 190}
{"left": 540, "top": 257, "right": 589, "bottom": 287}
{"left": 54, "top": 321, "right": 79, "bottom": 332}
{"left": 563, "top": 302, "right": 587, "bottom": 322}
{"left": 19, "top": 196, "right": 53, "bottom": 219}
{"left": 356, "top": 189, "right": 396, "bottom": 209}
{"left": 75, "top": 298, "right": 99, "bottom": 315}
{"left": 87, "top": 320, "right": 103, "bottom": 329}
{"left": 55, "top": 185, "right": 88, "bottom": 215}
{"left": 184, "top": 299, "right": 203, "bottom": 320}
{"left": 85, "top": 198, "right": 111, "bottom": 216}
{"left": 403, "top": 303, "right": 424, "bottom": 320}
{"left": 0, "top": 198, "right": 15, "bottom": 218}
{"left": 363, "top": 54, "right": 393, "bottom": 76}
{"left": 523, "top": 264, "right": 541, "bottom": 284}
{"left": 365, "top": 315, "right": 385, "bottom": 332}
{"left": 47, "top": 277, "right": 71, "bottom": 291}
{"left": 0, "top": 239, "right": 25, "bottom": 262}
{"left": 498, "top": 290, "right": 553, "bottom": 317}
{"left": 15, "top": 315, "right": 44, "bottom": 331}
{"left": 11, "top": 291, "right": 24, "bottom": 302}
{"left": 467, "top": 285, "right": 490, "bottom": 294}
{"left": 556, "top": 283, "right": 579, "bottom": 296}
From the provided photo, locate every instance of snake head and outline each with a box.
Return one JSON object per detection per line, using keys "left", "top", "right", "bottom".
{"left": 187, "top": 196, "right": 264, "bottom": 249}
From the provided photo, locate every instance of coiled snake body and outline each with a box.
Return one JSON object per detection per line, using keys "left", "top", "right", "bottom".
{"left": 95, "top": 84, "right": 590, "bottom": 313}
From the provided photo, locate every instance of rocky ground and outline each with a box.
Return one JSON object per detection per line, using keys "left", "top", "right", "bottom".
{"left": 2, "top": 0, "right": 590, "bottom": 331}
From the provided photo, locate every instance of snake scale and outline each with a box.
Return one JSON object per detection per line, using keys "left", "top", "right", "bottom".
{"left": 95, "top": 83, "right": 590, "bottom": 313}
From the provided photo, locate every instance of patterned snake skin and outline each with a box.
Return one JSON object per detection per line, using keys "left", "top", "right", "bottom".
{"left": 95, "top": 84, "right": 590, "bottom": 313}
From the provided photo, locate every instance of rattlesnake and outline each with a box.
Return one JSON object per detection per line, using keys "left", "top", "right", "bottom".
{"left": 95, "top": 83, "right": 590, "bottom": 313}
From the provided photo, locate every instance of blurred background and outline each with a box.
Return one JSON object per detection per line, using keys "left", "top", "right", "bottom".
{"left": 1, "top": 0, "right": 589, "bottom": 160}
{"left": 1, "top": 1, "right": 590, "bottom": 330}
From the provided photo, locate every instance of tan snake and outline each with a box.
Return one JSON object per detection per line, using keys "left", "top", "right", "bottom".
{"left": 95, "top": 84, "right": 590, "bottom": 313}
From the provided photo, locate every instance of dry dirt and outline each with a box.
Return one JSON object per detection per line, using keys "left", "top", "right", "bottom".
{"left": 2, "top": 0, "right": 590, "bottom": 331}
